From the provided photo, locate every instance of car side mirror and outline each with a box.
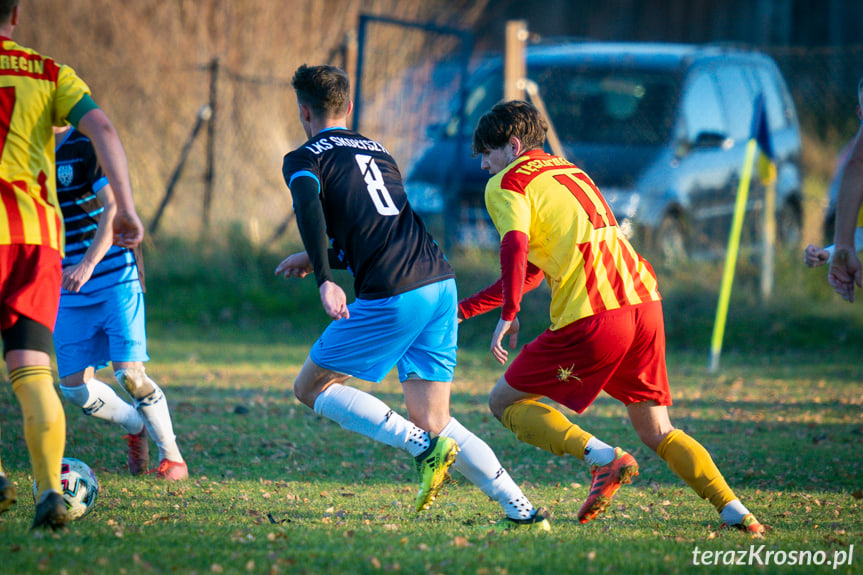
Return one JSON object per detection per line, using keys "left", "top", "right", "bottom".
{"left": 693, "top": 131, "right": 729, "bottom": 149}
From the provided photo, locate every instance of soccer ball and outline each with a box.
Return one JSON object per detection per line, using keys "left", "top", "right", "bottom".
{"left": 32, "top": 457, "right": 99, "bottom": 519}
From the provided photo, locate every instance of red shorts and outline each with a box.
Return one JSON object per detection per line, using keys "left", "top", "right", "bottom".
{"left": 0, "top": 244, "right": 62, "bottom": 332}
{"left": 505, "top": 300, "right": 672, "bottom": 413}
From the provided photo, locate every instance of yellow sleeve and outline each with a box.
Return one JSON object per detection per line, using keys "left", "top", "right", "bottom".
{"left": 53, "top": 64, "right": 91, "bottom": 126}
{"left": 485, "top": 179, "right": 532, "bottom": 239}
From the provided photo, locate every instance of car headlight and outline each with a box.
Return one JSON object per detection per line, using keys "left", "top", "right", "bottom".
{"left": 600, "top": 188, "right": 641, "bottom": 239}
{"left": 602, "top": 187, "right": 641, "bottom": 220}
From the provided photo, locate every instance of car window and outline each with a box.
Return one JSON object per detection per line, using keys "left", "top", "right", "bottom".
{"left": 448, "top": 70, "right": 504, "bottom": 138}
{"left": 451, "top": 64, "right": 680, "bottom": 147}
{"left": 754, "top": 66, "right": 789, "bottom": 130}
{"left": 715, "top": 65, "right": 755, "bottom": 141}
{"left": 681, "top": 71, "right": 725, "bottom": 142}
{"left": 534, "top": 67, "right": 679, "bottom": 146}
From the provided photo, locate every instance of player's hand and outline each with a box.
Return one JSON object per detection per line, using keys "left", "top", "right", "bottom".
{"left": 457, "top": 309, "right": 465, "bottom": 324}
{"left": 803, "top": 244, "right": 830, "bottom": 268}
{"left": 319, "top": 280, "right": 349, "bottom": 320}
{"left": 61, "top": 261, "right": 95, "bottom": 293}
{"left": 490, "top": 317, "right": 519, "bottom": 365}
{"left": 113, "top": 210, "right": 144, "bottom": 248}
{"left": 828, "top": 246, "right": 863, "bottom": 302}
{"left": 275, "top": 252, "right": 313, "bottom": 279}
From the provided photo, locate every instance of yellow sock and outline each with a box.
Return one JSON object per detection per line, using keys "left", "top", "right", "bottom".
{"left": 657, "top": 429, "right": 736, "bottom": 512}
{"left": 11, "top": 366, "right": 65, "bottom": 497}
{"left": 502, "top": 399, "right": 593, "bottom": 459}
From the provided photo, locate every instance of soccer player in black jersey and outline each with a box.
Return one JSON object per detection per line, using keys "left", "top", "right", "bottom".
{"left": 277, "top": 64, "right": 548, "bottom": 529}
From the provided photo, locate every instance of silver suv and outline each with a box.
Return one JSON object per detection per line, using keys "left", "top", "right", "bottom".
{"left": 406, "top": 42, "right": 803, "bottom": 265}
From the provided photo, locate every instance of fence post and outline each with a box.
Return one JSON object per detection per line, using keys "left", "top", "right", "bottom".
{"left": 344, "top": 29, "right": 358, "bottom": 92}
{"left": 149, "top": 105, "right": 211, "bottom": 237}
{"left": 504, "top": 20, "right": 527, "bottom": 101}
{"left": 201, "top": 57, "right": 219, "bottom": 239}
{"left": 521, "top": 79, "right": 564, "bottom": 159}
{"left": 351, "top": 15, "right": 368, "bottom": 132}
{"left": 761, "top": 180, "right": 776, "bottom": 302}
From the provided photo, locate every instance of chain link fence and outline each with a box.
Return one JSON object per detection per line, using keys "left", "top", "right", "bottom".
{"left": 143, "top": 17, "right": 478, "bottom": 245}
{"left": 144, "top": 33, "right": 863, "bottom": 249}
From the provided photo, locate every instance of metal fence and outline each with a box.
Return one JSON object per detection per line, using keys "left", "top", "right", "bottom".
{"left": 147, "top": 27, "right": 863, "bottom": 247}
{"left": 146, "top": 16, "right": 475, "bottom": 245}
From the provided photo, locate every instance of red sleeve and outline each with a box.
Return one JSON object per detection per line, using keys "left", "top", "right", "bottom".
{"left": 523, "top": 262, "right": 545, "bottom": 292}
{"left": 458, "top": 278, "right": 504, "bottom": 320}
{"left": 458, "top": 231, "right": 544, "bottom": 320}
{"left": 500, "top": 230, "right": 530, "bottom": 320}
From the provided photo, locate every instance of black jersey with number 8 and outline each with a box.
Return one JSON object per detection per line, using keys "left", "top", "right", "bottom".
{"left": 282, "top": 128, "right": 454, "bottom": 300}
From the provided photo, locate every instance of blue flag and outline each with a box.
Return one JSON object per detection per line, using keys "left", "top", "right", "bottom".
{"left": 750, "top": 93, "right": 774, "bottom": 160}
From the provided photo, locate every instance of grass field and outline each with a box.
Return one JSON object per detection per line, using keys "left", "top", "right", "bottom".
{"left": 1, "top": 242, "right": 862, "bottom": 574}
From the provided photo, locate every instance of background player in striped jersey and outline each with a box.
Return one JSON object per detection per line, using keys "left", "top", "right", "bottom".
{"left": 459, "top": 100, "right": 765, "bottom": 534}
{"left": 0, "top": 0, "right": 143, "bottom": 530}
{"left": 277, "top": 64, "right": 547, "bottom": 530}
{"left": 53, "top": 125, "right": 188, "bottom": 481}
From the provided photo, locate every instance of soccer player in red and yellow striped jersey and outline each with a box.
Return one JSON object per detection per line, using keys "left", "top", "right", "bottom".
{"left": 459, "top": 100, "right": 765, "bottom": 535}
{"left": 0, "top": 0, "right": 143, "bottom": 531}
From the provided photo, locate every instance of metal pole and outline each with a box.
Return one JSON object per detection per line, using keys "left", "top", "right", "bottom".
{"left": 149, "top": 105, "right": 211, "bottom": 236}
{"left": 521, "top": 79, "right": 564, "bottom": 158}
{"left": 202, "top": 57, "right": 219, "bottom": 238}
{"left": 352, "top": 15, "right": 368, "bottom": 132}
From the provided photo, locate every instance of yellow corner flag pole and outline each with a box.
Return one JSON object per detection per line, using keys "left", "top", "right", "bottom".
{"left": 709, "top": 138, "right": 758, "bottom": 373}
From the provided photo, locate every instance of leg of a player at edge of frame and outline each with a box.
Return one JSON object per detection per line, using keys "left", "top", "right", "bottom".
{"left": 489, "top": 376, "right": 766, "bottom": 534}
{"left": 291, "top": 356, "right": 549, "bottom": 525}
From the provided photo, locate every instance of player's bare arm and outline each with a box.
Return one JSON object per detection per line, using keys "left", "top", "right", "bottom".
{"left": 829, "top": 120, "right": 863, "bottom": 301}
{"left": 828, "top": 247, "right": 862, "bottom": 302}
{"left": 76, "top": 108, "right": 143, "bottom": 248}
{"left": 62, "top": 185, "right": 117, "bottom": 293}
{"left": 490, "top": 317, "right": 519, "bottom": 365}
{"left": 275, "top": 251, "right": 313, "bottom": 279}
{"left": 319, "top": 280, "right": 349, "bottom": 320}
{"left": 804, "top": 244, "right": 831, "bottom": 267}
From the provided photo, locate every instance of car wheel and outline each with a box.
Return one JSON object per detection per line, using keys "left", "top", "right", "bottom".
{"left": 777, "top": 201, "right": 802, "bottom": 251}
{"left": 657, "top": 215, "right": 688, "bottom": 269}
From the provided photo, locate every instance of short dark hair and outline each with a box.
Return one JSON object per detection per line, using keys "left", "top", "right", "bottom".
{"left": 291, "top": 64, "right": 350, "bottom": 119}
{"left": 0, "top": 0, "right": 18, "bottom": 22}
{"left": 472, "top": 100, "right": 547, "bottom": 156}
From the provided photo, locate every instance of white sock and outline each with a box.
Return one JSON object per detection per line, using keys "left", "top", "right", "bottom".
{"left": 313, "top": 384, "right": 430, "bottom": 457}
{"left": 439, "top": 417, "right": 536, "bottom": 520}
{"left": 60, "top": 379, "right": 144, "bottom": 435}
{"left": 116, "top": 370, "right": 183, "bottom": 463}
{"left": 720, "top": 499, "right": 751, "bottom": 524}
{"left": 584, "top": 436, "right": 616, "bottom": 467}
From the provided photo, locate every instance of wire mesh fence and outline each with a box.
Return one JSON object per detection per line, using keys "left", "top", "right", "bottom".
{"left": 769, "top": 44, "right": 863, "bottom": 141}
{"left": 147, "top": 31, "right": 863, "bottom": 250}
{"left": 144, "top": 16, "right": 477, "bottom": 245}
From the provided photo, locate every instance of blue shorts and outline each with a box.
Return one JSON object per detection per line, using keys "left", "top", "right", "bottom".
{"left": 53, "top": 290, "right": 149, "bottom": 377}
{"left": 310, "top": 278, "right": 458, "bottom": 383}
